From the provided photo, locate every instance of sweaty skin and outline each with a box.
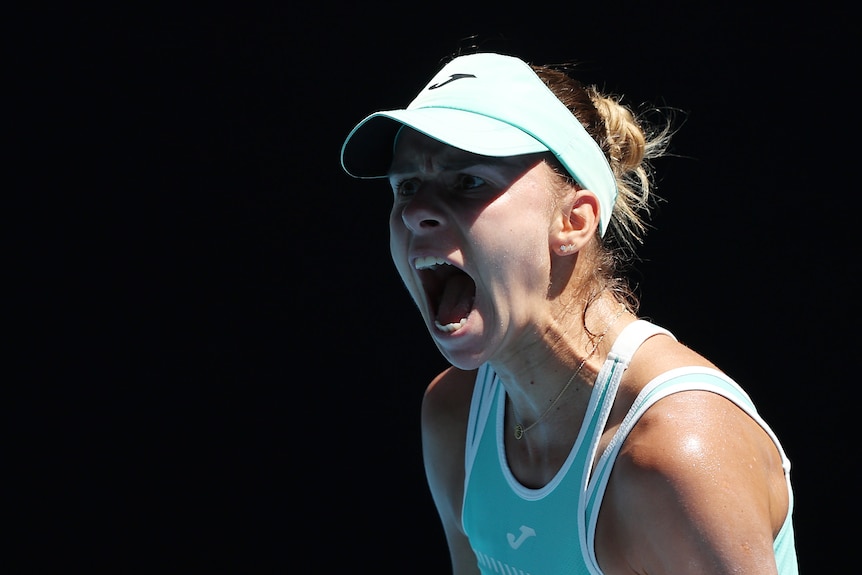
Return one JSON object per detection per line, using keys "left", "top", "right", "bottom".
{"left": 392, "top": 129, "right": 790, "bottom": 574}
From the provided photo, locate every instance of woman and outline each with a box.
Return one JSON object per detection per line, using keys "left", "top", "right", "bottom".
{"left": 340, "top": 52, "right": 798, "bottom": 574}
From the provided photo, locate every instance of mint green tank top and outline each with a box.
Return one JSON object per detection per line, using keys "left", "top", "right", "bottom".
{"left": 461, "top": 320, "right": 798, "bottom": 574}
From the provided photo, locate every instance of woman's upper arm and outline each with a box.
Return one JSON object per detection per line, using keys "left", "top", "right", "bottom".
{"left": 421, "top": 366, "right": 480, "bottom": 575}
{"left": 597, "top": 390, "right": 787, "bottom": 574}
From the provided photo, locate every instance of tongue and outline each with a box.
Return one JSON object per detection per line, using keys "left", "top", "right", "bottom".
{"left": 437, "top": 274, "right": 475, "bottom": 326}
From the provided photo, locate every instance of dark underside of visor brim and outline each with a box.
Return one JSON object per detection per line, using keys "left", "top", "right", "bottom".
{"left": 342, "top": 116, "right": 404, "bottom": 178}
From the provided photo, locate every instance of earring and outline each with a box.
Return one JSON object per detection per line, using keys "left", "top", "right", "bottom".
{"left": 559, "top": 243, "right": 577, "bottom": 253}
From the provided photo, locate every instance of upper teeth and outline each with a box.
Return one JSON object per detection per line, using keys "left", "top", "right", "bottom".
{"left": 415, "top": 256, "right": 448, "bottom": 270}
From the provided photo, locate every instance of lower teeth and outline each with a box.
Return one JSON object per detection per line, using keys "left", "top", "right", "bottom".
{"left": 435, "top": 318, "right": 467, "bottom": 333}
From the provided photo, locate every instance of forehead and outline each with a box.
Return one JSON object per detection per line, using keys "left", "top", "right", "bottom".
{"left": 389, "top": 127, "right": 543, "bottom": 176}
{"left": 390, "top": 128, "right": 481, "bottom": 172}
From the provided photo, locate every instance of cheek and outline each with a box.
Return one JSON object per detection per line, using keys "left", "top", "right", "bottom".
{"left": 481, "top": 214, "right": 553, "bottom": 286}
{"left": 388, "top": 216, "right": 412, "bottom": 278}
{"left": 486, "top": 198, "right": 551, "bottom": 249}
{"left": 388, "top": 210, "right": 406, "bottom": 256}
{"left": 511, "top": 240, "right": 553, "bottom": 285}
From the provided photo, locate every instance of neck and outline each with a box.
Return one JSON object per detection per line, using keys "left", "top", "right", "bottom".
{"left": 497, "top": 297, "right": 629, "bottom": 435}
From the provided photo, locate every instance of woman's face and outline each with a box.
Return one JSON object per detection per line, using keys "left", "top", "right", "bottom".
{"left": 387, "top": 128, "right": 562, "bottom": 369}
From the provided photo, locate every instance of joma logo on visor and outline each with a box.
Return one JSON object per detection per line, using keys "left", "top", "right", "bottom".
{"left": 428, "top": 73, "right": 477, "bottom": 89}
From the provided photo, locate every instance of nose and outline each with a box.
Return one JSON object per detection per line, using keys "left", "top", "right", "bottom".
{"left": 400, "top": 187, "right": 446, "bottom": 234}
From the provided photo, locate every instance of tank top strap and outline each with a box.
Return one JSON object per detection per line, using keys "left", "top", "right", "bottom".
{"left": 582, "top": 320, "right": 677, "bottom": 491}
{"left": 606, "top": 319, "right": 677, "bottom": 367}
{"left": 577, "top": 319, "right": 678, "bottom": 572}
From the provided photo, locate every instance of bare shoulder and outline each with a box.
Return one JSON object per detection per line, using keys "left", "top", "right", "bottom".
{"left": 619, "top": 388, "right": 786, "bottom": 492}
{"left": 596, "top": 335, "right": 789, "bottom": 573}
{"left": 421, "top": 366, "right": 478, "bottom": 433}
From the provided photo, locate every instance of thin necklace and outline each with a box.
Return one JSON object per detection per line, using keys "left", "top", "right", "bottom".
{"left": 513, "top": 303, "right": 626, "bottom": 440}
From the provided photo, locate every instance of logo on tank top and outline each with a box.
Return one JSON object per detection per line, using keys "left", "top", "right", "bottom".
{"left": 506, "top": 525, "right": 536, "bottom": 549}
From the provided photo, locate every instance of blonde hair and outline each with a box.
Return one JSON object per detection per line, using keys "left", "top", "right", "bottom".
{"left": 532, "top": 64, "right": 676, "bottom": 313}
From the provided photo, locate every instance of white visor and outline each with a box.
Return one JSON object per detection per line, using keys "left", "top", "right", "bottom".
{"left": 340, "top": 52, "right": 617, "bottom": 236}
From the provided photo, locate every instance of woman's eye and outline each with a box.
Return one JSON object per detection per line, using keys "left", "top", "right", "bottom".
{"left": 456, "top": 174, "right": 486, "bottom": 190}
{"left": 395, "top": 178, "right": 420, "bottom": 196}
{"left": 393, "top": 174, "right": 486, "bottom": 197}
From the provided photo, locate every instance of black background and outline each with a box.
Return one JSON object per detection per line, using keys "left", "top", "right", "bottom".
{"left": 12, "top": 2, "right": 856, "bottom": 572}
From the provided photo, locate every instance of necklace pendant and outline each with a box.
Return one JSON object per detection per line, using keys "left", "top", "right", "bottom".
{"left": 514, "top": 424, "right": 525, "bottom": 440}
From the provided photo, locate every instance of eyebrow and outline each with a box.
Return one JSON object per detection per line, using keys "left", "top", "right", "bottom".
{"left": 388, "top": 157, "right": 484, "bottom": 177}
{"left": 389, "top": 151, "right": 539, "bottom": 178}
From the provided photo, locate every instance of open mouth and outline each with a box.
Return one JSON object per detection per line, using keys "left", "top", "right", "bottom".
{"left": 414, "top": 256, "right": 476, "bottom": 333}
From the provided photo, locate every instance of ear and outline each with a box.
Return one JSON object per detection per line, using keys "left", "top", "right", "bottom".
{"left": 550, "top": 188, "right": 601, "bottom": 256}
